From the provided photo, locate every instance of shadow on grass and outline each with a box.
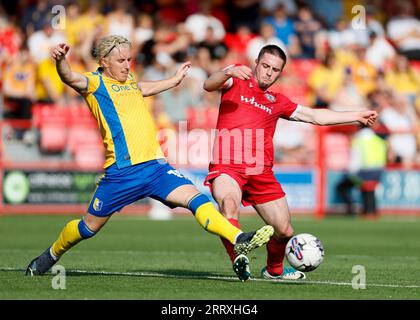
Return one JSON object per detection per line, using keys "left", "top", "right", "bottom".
{"left": 66, "top": 269, "right": 307, "bottom": 285}
{"left": 1, "top": 267, "right": 307, "bottom": 285}
{"left": 65, "top": 268, "right": 238, "bottom": 283}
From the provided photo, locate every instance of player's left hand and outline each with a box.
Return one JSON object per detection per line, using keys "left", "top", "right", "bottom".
{"left": 173, "top": 61, "right": 191, "bottom": 85}
{"left": 358, "top": 110, "right": 378, "bottom": 126}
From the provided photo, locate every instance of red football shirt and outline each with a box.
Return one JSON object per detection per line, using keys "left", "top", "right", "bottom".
{"left": 211, "top": 76, "right": 300, "bottom": 171}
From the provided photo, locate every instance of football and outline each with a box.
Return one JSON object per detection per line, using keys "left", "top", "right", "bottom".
{"left": 285, "top": 233, "right": 324, "bottom": 272}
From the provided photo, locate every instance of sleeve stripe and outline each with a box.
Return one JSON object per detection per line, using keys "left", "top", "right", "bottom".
{"left": 84, "top": 75, "right": 89, "bottom": 92}
{"left": 290, "top": 104, "right": 302, "bottom": 120}
{"left": 220, "top": 64, "right": 236, "bottom": 90}
{"left": 221, "top": 77, "right": 233, "bottom": 90}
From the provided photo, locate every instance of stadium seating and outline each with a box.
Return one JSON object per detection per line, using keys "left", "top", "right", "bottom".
{"left": 32, "top": 104, "right": 67, "bottom": 153}
{"left": 66, "top": 104, "right": 97, "bottom": 128}
{"left": 324, "top": 133, "right": 350, "bottom": 170}
{"left": 410, "top": 60, "right": 420, "bottom": 73}
{"left": 290, "top": 59, "right": 319, "bottom": 79}
{"left": 74, "top": 145, "right": 104, "bottom": 169}
{"left": 67, "top": 125, "right": 102, "bottom": 156}
{"left": 186, "top": 106, "right": 218, "bottom": 130}
{"left": 32, "top": 104, "right": 103, "bottom": 163}
{"left": 272, "top": 82, "right": 311, "bottom": 106}
{"left": 66, "top": 106, "right": 103, "bottom": 168}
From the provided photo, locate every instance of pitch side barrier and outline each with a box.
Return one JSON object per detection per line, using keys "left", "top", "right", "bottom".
{"left": 1, "top": 121, "right": 419, "bottom": 215}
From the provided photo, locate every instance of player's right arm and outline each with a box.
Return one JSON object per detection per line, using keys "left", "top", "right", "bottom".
{"left": 203, "top": 65, "right": 253, "bottom": 92}
{"left": 292, "top": 105, "right": 378, "bottom": 127}
{"left": 53, "top": 43, "right": 88, "bottom": 94}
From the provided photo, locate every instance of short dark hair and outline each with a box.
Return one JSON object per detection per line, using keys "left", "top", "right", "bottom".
{"left": 257, "top": 45, "right": 287, "bottom": 66}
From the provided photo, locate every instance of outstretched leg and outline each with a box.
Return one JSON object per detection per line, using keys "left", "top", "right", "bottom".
{"left": 211, "top": 174, "right": 243, "bottom": 263}
{"left": 255, "top": 197, "right": 305, "bottom": 280}
{"left": 26, "top": 213, "right": 110, "bottom": 276}
{"left": 165, "top": 184, "right": 273, "bottom": 281}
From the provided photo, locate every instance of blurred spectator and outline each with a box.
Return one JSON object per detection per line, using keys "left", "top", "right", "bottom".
{"left": 138, "top": 22, "right": 175, "bottom": 68}
{"left": 328, "top": 18, "right": 365, "bottom": 50}
{"left": 35, "top": 57, "right": 65, "bottom": 104}
{"left": 155, "top": 0, "right": 187, "bottom": 25}
{"left": 183, "top": 48, "right": 209, "bottom": 100}
{"left": 27, "top": 18, "right": 66, "bottom": 63}
{"left": 365, "top": 31, "right": 396, "bottom": 70}
{"left": 380, "top": 93, "right": 418, "bottom": 168}
{"left": 386, "top": 1, "right": 420, "bottom": 61}
{"left": 141, "top": 55, "right": 168, "bottom": 82}
{"left": 151, "top": 98, "right": 175, "bottom": 131}
{"left": 308, "top": 51, "right": 344, "bottom": 108}
{"left": 226, "top": 0, "right": 260, "bottom": 34}
{"left": 0, "top": 3, "right": 7, "bottom": 26}
{"left": 158, "top": 83, "right": 199, "bottom": 123}
{"left": 63, "top": 1, "right": 82, "bottom": 47}
{"left": 133, "top": 13, "right": 154, "bottom": 49}
{"left": 385, "top": 54, "right": 420, "bottom": 105}
{"left": 199, "top": 90, "right": 219, "bottom": 129}
{"left": 105, "top": 2, "right": 135, "bottom": 42}
{"left": 20, "top": 0, "right": 51, "bottom": 35}
{"left": 273, "top": 119, "right": 315, "bottom": 165}
{"left": 263, "top": 3, "right": 301, "bottom": 56}
{"left": 349, "top": 45, "right": 377, "bottom": 96}
{"left": 306, "top": 0, "right": 343, "bottom": 29}
{"left": 246, "top": 22, "right": 288, "bottom": 67}
{"left": 187, "top": 90, "right": 220, "bottom": 130}
{"left": 224, "top": 24, "right": 256, "bottom": 65}
{"left": 77, "top": 23, "right": 104, "bottom": 71}
{"left": 77, "top": 1, "right": 105, "bottom": 38}
{"left": 185, "top": 2, "right": 226, "bottom": 44}
{"left": 2, "top": 43, "right": 35, "bottom": 140}
{"left": 138, "top": 21, "right": 190, "bottom": 72}
{"left": 197, "top": 26, "right": 228, "bottom": 62}
{"left": 364, "top": 5, "right": 386, "bottom": 38}
{"left": 293, "top": 5, "right": 323, "bottom": 59}
{"left": 329, "top": 67, "right": 367, "bottom": 112}
{"left": 0, "top": 10, "right": 23, "bottom": 63}
{"left": 1, "top": 0, "right": 419, "bottom": 169}
{"left": 195, "top": 45, "right": 219, "bottom": 75}
{"left": 260, "top": 0, "right": 298, "bottom": 17}
{"left": 336, "top": 123, "right": 387, "bottom": 217}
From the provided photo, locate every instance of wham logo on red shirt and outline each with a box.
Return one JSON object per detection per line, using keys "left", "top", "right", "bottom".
{"left": 240, "top": 95, "right": 273, "bottom": 114}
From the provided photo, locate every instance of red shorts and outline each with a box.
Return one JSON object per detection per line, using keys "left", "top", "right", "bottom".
{"left": 204, "top": 163, "right": 286, "bottom": 206}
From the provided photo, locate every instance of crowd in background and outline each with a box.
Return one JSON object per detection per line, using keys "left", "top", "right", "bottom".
{"left": 1, "top": 0, "right": 420, "bottom": 169}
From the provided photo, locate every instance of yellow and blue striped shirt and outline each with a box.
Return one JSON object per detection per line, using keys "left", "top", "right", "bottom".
{"left": 82, "top": 69, "right": 165, "bottom": 169}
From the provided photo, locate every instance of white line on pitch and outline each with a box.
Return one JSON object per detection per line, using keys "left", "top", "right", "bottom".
{"left": 2, "top": 267, "right": 420, "bottom": 289}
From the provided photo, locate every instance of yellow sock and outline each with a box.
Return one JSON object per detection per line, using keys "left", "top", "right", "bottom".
{"left": 195, "top": 202, "right": 242, "bottom": 244}
{"left": 51, "top": 220, "right": 84, "bottom": 258}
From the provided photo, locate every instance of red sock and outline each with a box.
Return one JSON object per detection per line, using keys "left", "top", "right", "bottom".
{"left": 220, "top": 218, "right": 240, "bottom": 263}
{"left": 266, "top": 237, "right": 288, "bottom": 275}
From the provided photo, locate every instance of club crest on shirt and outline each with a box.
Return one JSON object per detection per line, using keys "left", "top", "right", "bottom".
{"left": 93, "top": 198, "right": 103, "bottom": 211}
{"left": 265, "top": 93, "right": 276, "bottom": 102}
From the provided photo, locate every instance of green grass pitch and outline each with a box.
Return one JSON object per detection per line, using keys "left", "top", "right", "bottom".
{"left": 0, "top": 214, "right": 419, "bottom": 300}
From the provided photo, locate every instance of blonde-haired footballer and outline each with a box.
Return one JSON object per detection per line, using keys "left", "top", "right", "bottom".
{"left": 25, "top": 35, "right": 274, "bottom": 280}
